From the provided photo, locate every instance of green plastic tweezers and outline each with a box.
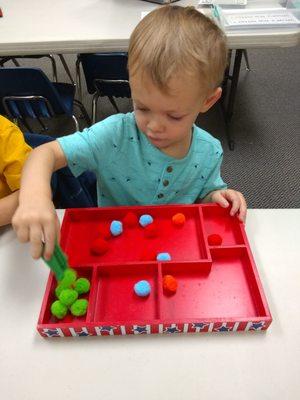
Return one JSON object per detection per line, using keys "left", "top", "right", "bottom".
{"left": 42, "top": 241, "right": 68, "bottom": 281}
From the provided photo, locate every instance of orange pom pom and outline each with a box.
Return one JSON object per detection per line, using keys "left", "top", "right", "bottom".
{"left": 172, "top": 213, "right": 186, "bottom": 227}
{"left": 163, "top": 275, "right": 178, "bottom": 294}
{"left": 90, "top": 238, "right": 109, "bottom": 255}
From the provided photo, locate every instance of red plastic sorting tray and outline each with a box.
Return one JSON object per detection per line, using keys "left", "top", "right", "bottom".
{"left": 37, "top": 204, "right": 272, "bottom": 337}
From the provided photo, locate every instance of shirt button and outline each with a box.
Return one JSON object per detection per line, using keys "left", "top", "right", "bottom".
{"left": 163, "top": 180, "right": 169, "bottom": 187}
{"left": 157, "top": 193, "right": 164, "bottom": 199}
{"left": 166, "top": 166, "right": 173, "bottom": 173}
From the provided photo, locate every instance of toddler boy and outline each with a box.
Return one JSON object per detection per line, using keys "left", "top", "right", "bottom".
{"left": 13, "top": 6, "right": 246, "bottom": 259}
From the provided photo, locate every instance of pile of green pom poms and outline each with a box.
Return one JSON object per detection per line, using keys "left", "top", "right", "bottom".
{"left": 50, "top": 268, "right": 90, "bottom": 319}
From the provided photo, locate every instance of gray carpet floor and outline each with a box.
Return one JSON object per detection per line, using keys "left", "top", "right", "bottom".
{"left": 9, "top": 47, "right": 300, "bottom": 208}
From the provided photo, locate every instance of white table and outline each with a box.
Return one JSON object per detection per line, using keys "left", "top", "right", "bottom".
{"left": 0, "top": 0, "right": 299, "bottom": 56}
{"left": 0, "top": 209, "right": 299, "bottom": 400}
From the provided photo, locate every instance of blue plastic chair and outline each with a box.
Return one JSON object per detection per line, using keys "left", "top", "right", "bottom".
{"left": 0, "top": 54, "right": 76, "bottom": 85}
{"left": 0, "top": 54, "right": 58, "bottom": 82}
{"left": 24, "top": 132, "right": 97, "bottom": 208}
{"left": 76, "top": 53, "right": 131, "bottom": 123}
{"left": 0, "top": 67, "right": 90, "bottom": 133}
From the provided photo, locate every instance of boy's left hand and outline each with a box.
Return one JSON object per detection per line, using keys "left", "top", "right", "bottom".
{"left": 207, "top": 189, "right": 247, "bottom": 222}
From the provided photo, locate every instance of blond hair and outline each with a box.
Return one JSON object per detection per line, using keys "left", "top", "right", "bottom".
{"left": 128, "top": 5, "right": 227, "bottom": 94}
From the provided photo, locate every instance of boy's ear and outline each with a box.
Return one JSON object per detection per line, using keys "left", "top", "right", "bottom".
{"left": 199, "top": 87, "right": 222, "bottom": 113}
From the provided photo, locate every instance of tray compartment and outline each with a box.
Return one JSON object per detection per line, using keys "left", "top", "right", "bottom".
{"left": 38, "top": 266, "right": 94, "bottom": 326}
{"left": 202, "top": 204, "right": 245, "bottom": 246}
{"left": 61, "top": 205, "right": 209, "bottom": 265}
{"left": 93, "top": 263, "right": 160, "bottom": 323}
{"left": 160, "top": 247, "right": 269, "bottom": 320}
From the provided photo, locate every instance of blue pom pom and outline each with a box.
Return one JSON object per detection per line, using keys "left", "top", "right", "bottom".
{"left": 110, "top": 220, "right": 123, "bottom": 236}
{"left": 157, "top": 252, "right": 171, "bottom": 261}
{"left": 139, "top": 214, "right": 153, "bottom": 227}
{"left": 134, "top": 280, "right": 151, "bottom": 297}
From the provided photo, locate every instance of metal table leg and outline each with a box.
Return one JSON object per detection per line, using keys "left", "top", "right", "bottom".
{"left": 221, "top": 49, "right": 243, "bottom": 150}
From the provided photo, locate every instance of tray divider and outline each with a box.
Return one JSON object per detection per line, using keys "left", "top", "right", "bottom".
{"left": 197, "top": 206, "right": 211, "bottom": 261}
{"left": 86, "top": 264, "right": 99, "bottom": 323}
{"left": 156, "top": 262, "right": 163, "bottom": 320}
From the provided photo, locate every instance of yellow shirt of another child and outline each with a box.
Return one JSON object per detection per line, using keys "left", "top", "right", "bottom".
{"left": 0, "top": 116, "right": 31, "bottom": 199}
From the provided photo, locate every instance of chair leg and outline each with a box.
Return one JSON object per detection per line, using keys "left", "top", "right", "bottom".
{"left": 108, "top": 96, "right": 120, "bottom": 113}
{"left": 0, "top": 57, "right": 21, "bottom": 67}
{"left": 12, "top": 58, "right": 21, "bottom": 67}
{"left": 46, "top": 55, "right": 58, "bottom": 82}
{"left": 92, "top": 93, "right": 99, "bottom": 124}
{"left": 58, "top": 54, "right": 75, "bottom": 85}
{"left": 72, "top": 115, "right": 80, "bottom": 131}
{"left": 75, "top": 58, "right": 82, "bottom": 102}
{"left": 242, "top": 49, "right": 251, "bottom": 71}
{"left": 74, "top": 99, "right": 91, "bottom": 126}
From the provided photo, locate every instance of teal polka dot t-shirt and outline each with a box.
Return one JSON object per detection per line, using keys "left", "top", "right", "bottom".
{"left": 57, "top": 112, "right": 227, "bottom": 206}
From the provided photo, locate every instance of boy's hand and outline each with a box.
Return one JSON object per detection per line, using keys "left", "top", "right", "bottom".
{"left": 12, "top": 197, "right": 60, "bottom": 260}
{"left": 205, "top": 189, "right": 247, "bottom": 222}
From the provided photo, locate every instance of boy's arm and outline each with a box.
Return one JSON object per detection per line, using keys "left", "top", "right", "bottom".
{"left": 0, "top": 191, "right": 19, "bottom": 227}
{"left": 12, "top": 141, "right": 67, "bottom": 260}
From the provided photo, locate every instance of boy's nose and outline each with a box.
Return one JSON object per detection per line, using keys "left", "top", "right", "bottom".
{"left": 147, "top": 118, "right": 164, "bottom": 133}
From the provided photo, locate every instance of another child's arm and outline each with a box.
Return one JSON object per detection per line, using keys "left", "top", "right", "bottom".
{"left": 202, "top": 189, "right": 247, "bottom": 222}
{"left": 0, "top": 191, "right": 19, "bottom": 227}
{"left": 12, "top": 141, "right": 67, "bottom": 260}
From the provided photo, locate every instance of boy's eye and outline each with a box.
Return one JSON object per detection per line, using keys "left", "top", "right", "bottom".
{"left": 168, "top": 115, "right": 183, "bottom": 121}
{"left": 136, "top": 107, "right": 148, "bottom": 112}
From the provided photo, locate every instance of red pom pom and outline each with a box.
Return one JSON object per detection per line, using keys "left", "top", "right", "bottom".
{"left": 144, "top": 222, "right": 159, "bottom": 238}
{"left": 207, "top": 233, "right": 222, "bottom": 246}
{"left": 90, "top": 238, "right": 109, "bottom": 255}
{"left": 172, "top": 213, "right": 186, "bottom": 227}
{"left": 123, "top": 212, "right": 138, "bottom": 228}
{"left": 163, "top": 275, "right": 178, "bottom": 294}
{"left": 99, "top": 226, "right": 111, "bottom": 240}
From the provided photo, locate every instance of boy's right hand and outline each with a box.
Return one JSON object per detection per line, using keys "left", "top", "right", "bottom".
{"left": 12, "top": 196, "right": 60, "bottom": 260}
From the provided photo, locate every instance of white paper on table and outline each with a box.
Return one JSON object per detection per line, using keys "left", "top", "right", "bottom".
{"left": 223, "top": 10, "right": 299, "bottom": 27}
{"left": 198, "top": 0, "right": 247, "bottom": 5}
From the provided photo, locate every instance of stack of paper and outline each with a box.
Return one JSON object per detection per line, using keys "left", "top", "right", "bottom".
{"left": 216, "top": 7, "right": 300, "bottom": 29}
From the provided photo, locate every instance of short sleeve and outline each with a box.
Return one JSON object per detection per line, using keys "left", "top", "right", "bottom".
{"left": 198, "top": 152, "right": 227, "bottom": 199}
{"left": 0, "top": 121, "right": 31, "bottom": 192}
{"left": 57, "top": 114, "right": 126, "bottom": 177}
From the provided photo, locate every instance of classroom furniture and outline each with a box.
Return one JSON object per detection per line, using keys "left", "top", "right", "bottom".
{"left": 1, "top": 0, "right": 298, "bottom": 56}
{"left": 76, "top": 53, "right": 131, "bottom": 123}
{"left": 0, "top": 208, "right": 299, "bottom": 399}
{"left": 0, "top": 0, "right": 299, "bottom": 146}
{"left": 0, "top": 54, "right": 58, "bottom": 82}
{"left": 0, "top": 54, "right": 75, "bottom": 85}
{"left": 0, "top": 67, "right": 90, "bottom": 132}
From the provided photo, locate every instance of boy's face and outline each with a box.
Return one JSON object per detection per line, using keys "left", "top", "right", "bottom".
{"left": 130, "top": 72, "right": 221, "bottom": 159}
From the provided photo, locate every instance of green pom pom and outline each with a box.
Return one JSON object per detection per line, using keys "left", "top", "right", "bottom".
{"left": 58, "top": 268, "right": 77, "bottom": 288}
{"left": 58, "top": 288, "right": 78, "bottom": 306}
{"left": 74, "top": 278, "right": 90, "bottom": 295}
{"left": 70, "top": 299, "right": 88, "bottom": 317}
{"left": 55, "top": 284, "right": 65, "bottom": 298}
{"left": 51, "top": 300, "right": 68, "bottom": 319}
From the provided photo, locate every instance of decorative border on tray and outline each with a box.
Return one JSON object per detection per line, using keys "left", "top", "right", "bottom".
{"left": 38, "top": 320, "right": 271, "bottom": 337}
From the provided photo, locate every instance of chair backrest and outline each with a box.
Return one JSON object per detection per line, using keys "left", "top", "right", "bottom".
{"left": 78, "top": 53, "right": 131, "bottom": 98}
{"left": 24, "top": 132, "right": 97, "bottom": 208}
{"left": 0, "top": 67, "right": 68, "bottom": 117}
